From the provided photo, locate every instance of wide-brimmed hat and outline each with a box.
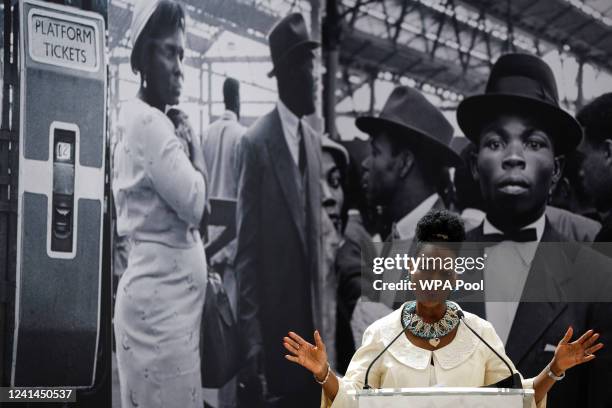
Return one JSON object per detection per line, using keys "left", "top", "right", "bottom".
{"left": 457, "top": 53, "right": 582, "bottom": 155}
{"left": 356, "top": 86, "right": 462, "bottom": 166}
{"left": 267, "top": 13, "right": 319, "bottom": 77}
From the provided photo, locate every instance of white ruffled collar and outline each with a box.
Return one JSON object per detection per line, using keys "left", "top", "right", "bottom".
{"left": 377, "top": 305, "right": 481, "bottom": 370}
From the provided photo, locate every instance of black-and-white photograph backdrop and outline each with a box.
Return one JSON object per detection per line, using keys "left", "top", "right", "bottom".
{"left": 1, "top": 0, "right": 612, "bottom": 408}
{"left": 107, "top": 1, "right": 325, "bottom": 407}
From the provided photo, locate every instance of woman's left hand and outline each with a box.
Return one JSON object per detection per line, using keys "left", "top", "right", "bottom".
{"left": 552, "top": 326, "right": 604, "bottom": 374}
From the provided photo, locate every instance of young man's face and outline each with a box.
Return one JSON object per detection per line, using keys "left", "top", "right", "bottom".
{"left": 579, "top": 138, "right": 612, "bottom": 212}
{"left": 362, "top": 131, "right": 406, "bottom": 206}
{"left": 473, "top": 114, "right": 562, "bottom": 225}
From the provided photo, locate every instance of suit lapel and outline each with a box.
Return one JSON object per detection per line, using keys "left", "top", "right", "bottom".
{"left": 462, "top": 220, "right": 572, "bottom": 351}
{"left": 459, "top": 224, "right": 487, "bottom": 317}
{"left": 265, "top": 109, "right": 307, "bottom": 254}
{"left": 506, "top": 220, "right": 571, "bottom": 364}
{"left": 432, "top": 197, "right": 446, "bottom": 211}
{"left": 505, "top": 302, "right": 567, "bottom": 365}
{"left": 301, "top": 122, "right": 323, "bottom": 330}
{"left": 302, "top": 121, "right": 321, "bottom": 252}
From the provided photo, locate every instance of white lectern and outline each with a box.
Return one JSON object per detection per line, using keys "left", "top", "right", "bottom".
{"left": 350, "top": 387, "right": 534, "bottom": 408}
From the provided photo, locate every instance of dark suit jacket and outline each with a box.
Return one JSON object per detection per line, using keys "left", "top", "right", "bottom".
{"left": 594, "top": 214, "right": 612, "bottom": 259}
{"left": 461, "top": 221, "right": 612, "bottom": 408}
{"left": 235, "top": 108, "right": 321, "bottom": 399}
{"left": 335, "top": 211, "right": 372, "bottom": 373}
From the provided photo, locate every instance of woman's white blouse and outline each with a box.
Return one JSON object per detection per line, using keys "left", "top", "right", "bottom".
{"left": 112, "top": 98, "right": 206, "bottom": 248}
{"left": 324, "top": 307, "right": 545, "bottom": 408}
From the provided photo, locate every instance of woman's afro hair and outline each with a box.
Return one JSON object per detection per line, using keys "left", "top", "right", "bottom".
{"left": 415, "top": 209, "right": 466, "bottom": 243}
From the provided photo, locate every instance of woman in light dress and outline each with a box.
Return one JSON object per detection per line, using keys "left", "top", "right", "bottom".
{"left": 284, "top": 210, "right": 603, "bottom": 408}
{"left": 112, "top": 1, "right": 208, "bottom": 407}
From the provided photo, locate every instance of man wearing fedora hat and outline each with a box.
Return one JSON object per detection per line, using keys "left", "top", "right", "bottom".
{"left": 457, "top": 53, "right": 612, "bottom": 407}
{"left": 577, "top": 93, "right": 612, "bottom": 256}
{"left": 359, "top": 86, "right": 462, "bottom": 239}
{"left": 349, "top": 85, "right": 463, "bottom": 343}
{"left": 234, "top": 12, "right": 322, "bottom": 408}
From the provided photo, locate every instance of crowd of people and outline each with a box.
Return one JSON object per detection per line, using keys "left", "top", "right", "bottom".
{"left": 111, "top": 1, "right": 612, "bottom": 408}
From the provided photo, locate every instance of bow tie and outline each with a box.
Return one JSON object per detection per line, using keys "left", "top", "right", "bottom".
{"left": 482, "top": 228, "right": 538, "bottom": 244}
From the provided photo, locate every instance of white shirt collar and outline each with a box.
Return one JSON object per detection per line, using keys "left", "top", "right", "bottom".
{"left": 461, "top": 208, "right": 486, "bottom": 222}
{"left": 482, "top": 213, "right": 546, "bottom": 242}
{"left": 277, "top": 99, "right": 303, "bottom": 165}
{"left": 482, "top": 213, "right": 545, "bottom": 265}
{"left": 277, "top": 99, "right": 301, "bottom": 139}
{"left": 395, "top": 194, "right": 440, "bottom": 240}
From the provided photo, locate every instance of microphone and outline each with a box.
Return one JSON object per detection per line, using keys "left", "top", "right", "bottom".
{"left": 456, "top": 310, "right": 523, "bottom": 389}
{"left": 363, "top": 322, "right": 411, "bottom": 389}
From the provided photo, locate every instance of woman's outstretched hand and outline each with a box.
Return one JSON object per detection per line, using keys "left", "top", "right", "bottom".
{"left": 284, "top": 330, "right": 329, "bottom": 380}
{"left": 552, "top": 327, "right": 604, "bottom": 374}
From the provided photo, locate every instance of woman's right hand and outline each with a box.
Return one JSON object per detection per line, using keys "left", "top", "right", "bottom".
{"left": 284, "top": 330, "right": 329, "bottom": 380}
{"left": 185, "top": 132, "right": 204, "bottom": 171}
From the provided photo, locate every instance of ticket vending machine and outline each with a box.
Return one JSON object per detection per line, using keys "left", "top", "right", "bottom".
{"left": 8, "top": 0, "right": 106, "bottom": 388}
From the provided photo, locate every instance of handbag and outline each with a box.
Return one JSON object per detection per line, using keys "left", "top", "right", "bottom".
{"left": 200, "top": 270, "right": 240, "bottom": 388}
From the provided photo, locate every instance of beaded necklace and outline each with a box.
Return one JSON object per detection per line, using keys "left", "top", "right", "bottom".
{"left": 401, "top": 301, "right": 460, "bottom": 348}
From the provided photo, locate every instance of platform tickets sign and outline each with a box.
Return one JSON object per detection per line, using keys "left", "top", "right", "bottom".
{"left": 27, "top": 8, "right": 100, "bottom": 72}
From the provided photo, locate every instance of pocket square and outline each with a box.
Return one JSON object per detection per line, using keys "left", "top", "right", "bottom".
{"left": 544, "top": 343, "right": 556, "bottom": 352}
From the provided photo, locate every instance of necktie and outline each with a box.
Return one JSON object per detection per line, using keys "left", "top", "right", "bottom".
{"left": 379, "top": 223, "right": 397, "bottom": 306}
{"left": 379, "top": 222, "right": 398, "bottom": 258}
{"left": 482, "top": 228, "right": 537, "bottom": 246}
{"left": 298, "top": 121, "right": 306, "bottom": 176}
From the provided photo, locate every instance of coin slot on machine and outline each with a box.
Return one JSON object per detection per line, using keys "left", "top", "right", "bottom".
{"left": 51, "top": 125, "right": 76, "bottom": 253}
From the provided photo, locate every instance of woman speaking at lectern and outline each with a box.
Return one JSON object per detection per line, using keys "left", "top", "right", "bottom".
{"left": 283, "top": 210, "right": 603, "bottom": 408}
